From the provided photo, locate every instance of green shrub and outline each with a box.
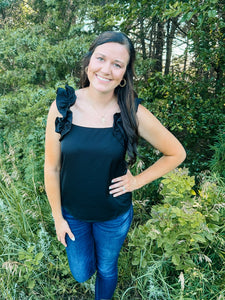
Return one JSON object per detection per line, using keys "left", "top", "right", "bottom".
{"left": 137, "top": 72, "right": 225, "bottom": 175}
{"left": 129, "top": 168, "right": 225, "bottom": 299}
{"left": 209, "top": 125, "right": 225, "bottom": 178}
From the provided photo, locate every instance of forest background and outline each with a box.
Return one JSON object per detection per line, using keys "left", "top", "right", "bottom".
{"left": 0, "top": 0, "right": 224, "bottom": 299}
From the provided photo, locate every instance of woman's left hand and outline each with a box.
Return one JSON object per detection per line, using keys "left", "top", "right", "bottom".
{"left": 109, "top": 169, "right": 139, "bottom": 197}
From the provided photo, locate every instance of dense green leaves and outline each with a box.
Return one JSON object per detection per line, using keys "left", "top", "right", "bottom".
{"left": 209, "top": 125, "right": 225, "bottom": 177}
{"left": 129, "top": 169, "right": 225, "bottom": 298}
{"left": 0, "top": 26, "right": 91, "bottom": 93}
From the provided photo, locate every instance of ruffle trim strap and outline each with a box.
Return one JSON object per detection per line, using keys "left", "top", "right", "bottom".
{"left": 135, "top": 97, "right": 143, "bottom": 111}
{"left": 113, "top": 113, "right": 128, "bottom": 148}
{"left": 55, "top": 84, "right": 76, "bottom": 141}
{"left": 112, "top": 97, "right": 143, "bottom": 148}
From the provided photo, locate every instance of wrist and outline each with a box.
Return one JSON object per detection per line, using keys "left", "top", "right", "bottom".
{"left": 135, "top": 173, "right": 150, "bottom": 190}
{"left": 134, "top": 175, "right": 144, "bottom": 190}
{"left": 52, "top": 211, "right": 64, "bottom": 222}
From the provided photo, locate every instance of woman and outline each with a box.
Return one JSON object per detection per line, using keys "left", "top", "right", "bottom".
{"left": 44, "top": 31, "right": 186, "bottom": 300}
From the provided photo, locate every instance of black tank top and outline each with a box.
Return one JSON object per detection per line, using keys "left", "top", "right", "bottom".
{"left": 55, "top": 85, "right": 142, "bottom": 222}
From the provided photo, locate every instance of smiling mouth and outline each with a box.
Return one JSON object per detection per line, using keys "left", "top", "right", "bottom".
{"left": 96, "top": 74, "right": 111, "bottom": 82}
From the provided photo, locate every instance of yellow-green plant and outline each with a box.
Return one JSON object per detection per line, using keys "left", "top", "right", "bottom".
{"left": 129, "top": 168, "right": 223, "bottom": 271}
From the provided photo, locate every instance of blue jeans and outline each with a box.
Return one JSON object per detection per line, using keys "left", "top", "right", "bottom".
{"left": 62, "top": 205, "right": 133, "bottom": 300}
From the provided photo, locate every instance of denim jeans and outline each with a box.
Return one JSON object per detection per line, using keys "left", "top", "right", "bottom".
{"left": 62, "top": 205, "right": 133, "bottom": 300}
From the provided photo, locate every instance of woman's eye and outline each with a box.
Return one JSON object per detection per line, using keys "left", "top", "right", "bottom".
{"left": 114, "top": 63, "right": 121, "bottom": 68}
{"left": 97, "top": 57, "right": 104, "bottom": 61}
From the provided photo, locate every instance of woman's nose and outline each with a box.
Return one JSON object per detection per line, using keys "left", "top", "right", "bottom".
{"left": 101, "top": 62, "right": 111, "bottom": 74}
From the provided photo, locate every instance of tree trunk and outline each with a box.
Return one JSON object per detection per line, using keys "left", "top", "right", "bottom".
{"left": 183, "top": 38, "right": 189, "bottom": 75}
{"left": 149, "top": 18, "right": 156, "bottom": 59}
{"left": 164, "top": 17, "right": 178, "bottom": 75}
{"left": 139, "top": 16, "right": 147, "bottom": 60}
{"left": 153, "top": 20, "right": 164, "bottom": 73}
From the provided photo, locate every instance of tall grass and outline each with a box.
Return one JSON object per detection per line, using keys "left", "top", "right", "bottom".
{"left": 0, "top": 146, "right": 94, "bottom": 299}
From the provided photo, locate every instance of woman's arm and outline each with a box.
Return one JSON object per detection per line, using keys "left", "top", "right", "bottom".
{"left": 44, "top": 101, "right": 75, "bottom": 246}
{"left": 109, "top": 104, "right": 186, "bottom": 196}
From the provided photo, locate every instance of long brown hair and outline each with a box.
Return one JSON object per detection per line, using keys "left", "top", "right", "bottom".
{"left": 80, "top": 31, "right": 139, "bottom": 165}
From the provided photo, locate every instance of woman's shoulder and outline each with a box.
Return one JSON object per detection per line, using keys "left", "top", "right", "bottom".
{"left": 48, "top": 100, "right": 61, "bottom": 119}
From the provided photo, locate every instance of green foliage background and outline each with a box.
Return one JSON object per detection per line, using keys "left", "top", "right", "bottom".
{"left": 0, "top": 0, "right": 224, "bottom": 299}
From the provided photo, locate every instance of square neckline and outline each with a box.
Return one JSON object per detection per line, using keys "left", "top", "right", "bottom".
{"left": 71, "top": 91, "right": 120, "bottom": 129}
{"left": 71, "top": 123, "right": 114, "bottom": 129}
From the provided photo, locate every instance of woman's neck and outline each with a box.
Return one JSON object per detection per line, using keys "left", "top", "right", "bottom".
{"left": 84, "top": 86, "right": 117, "bottom": 108}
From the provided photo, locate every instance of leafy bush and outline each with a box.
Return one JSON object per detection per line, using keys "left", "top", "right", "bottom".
{"left": 137, "top": 72, "right": 225, "bottom": 175}
{"left": 0, "top": 26, "right": 90, "bottom": 94}
{"left": 209, "top": 125, "right": 225, "bottom": 178}
{"left": 129, "top": 168, "right": 225, "bottom": 299}
{"left": 0, "top": 85, "right": 55, "bottom": 185}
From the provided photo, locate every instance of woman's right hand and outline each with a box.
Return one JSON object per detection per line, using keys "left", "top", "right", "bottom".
{"left": 54, "top": 217, "right": 75, "bottom": 247}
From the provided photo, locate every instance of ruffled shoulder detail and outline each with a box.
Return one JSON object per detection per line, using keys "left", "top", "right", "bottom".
{"left": 135, "top": 97, "right": 143, "bottom": 111}
{"left": 113, "top": 113, "right": 128, "bottom": 148}
{"left": 113, "top": 97, "right": 143, "bottom": 148}
{"left": 55, "top": 85, "right": 76, "bottom": 141}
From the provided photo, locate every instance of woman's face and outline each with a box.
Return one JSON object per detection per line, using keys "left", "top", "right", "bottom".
{"left": 87, "top": 42, "right": 130, "bottom": 94}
